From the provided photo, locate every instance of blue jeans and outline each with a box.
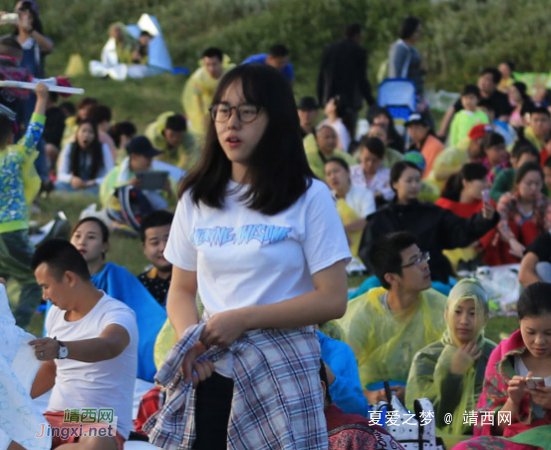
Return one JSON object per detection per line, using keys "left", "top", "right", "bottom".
{"left": 0, "top": 229, "right": 42, "bottom": 328}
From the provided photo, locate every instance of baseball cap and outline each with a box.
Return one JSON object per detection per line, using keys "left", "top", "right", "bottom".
{"left": 468, "top": 124, "right": 492, "bottom": 140}
{"left": 298, "top": 96, "right": 319, "bottom": 110}
{"left": 404, "top": 151, "right": 426, "bottom": 172}
{"left": 405, "top": 113, "right": 428, "bottom": 127}
{"left": 126, "top": 136, "right": 163, "bottom": 157}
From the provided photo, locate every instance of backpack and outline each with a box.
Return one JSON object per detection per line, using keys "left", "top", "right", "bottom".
{"left": 373, "top": 382, "right": 446, "bottom": 450}
{"left": 105, "top": 185, "right": 153, "bottom": 232}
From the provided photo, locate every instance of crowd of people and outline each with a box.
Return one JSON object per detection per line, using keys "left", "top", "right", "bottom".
{"left": 1, "top": 6, "right": 551, "bottom": 449}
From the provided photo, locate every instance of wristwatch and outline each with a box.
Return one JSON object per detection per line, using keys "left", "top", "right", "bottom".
{"left": 56, "top": 340, "right": 69, "bottom": 359}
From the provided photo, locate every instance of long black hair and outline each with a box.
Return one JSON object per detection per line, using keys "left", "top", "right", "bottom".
{"left": 15, "top": 1, "right": 43, "bottom": 34}
{"left": 69, "top": 120, "right": 104, "bottom": 180}
{"left": 441, "top": 163, "right": 488, "bottom": 202}
{"left": 179, "top": 64, "right": 314, "bottom": 215}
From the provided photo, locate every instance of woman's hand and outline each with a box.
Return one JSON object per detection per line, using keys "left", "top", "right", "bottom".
{"left": 71, "top": 176, "right": 86, "bottom": 189}
{"left": 200, "top": 309, "right": 248, "bottom": 348}
{"left": 508, "top": 238, "right": 526, "bottom": 259}
{"left": 529, "top": 386, "right": 551, "bottom": 409}
{"left": 508, "top": 374, "right": 530, "bottom": 405}
{"left": 181, "top": 341, "right": 215, "bottom": 388}
{"left": 450, "top": 342, "right": 482, "bottom": 374}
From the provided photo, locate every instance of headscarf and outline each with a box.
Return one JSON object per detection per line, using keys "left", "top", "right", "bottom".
{"left": 443, "top": 278, "right": 489, "bottom": 348}
{"left": 442, "top": 278, "right": 490, "bottom": 434}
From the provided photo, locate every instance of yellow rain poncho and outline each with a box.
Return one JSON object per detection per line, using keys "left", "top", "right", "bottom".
{"left": 335, "top": 198, "right": 362, "bottom": 258}
{"left": 337, "top": 287, "right": 447, "bottom": 389}
{"left": 144, "top": 111, "right": 198, "bottom": 171}
{"left": 406, "top": 279, "right": 496, "bottom": 435}
{"left": 303, "top": 134, "right": 355, "bottom": 181}
{"left": 182, "top": 55, "right": 235, "bottom": 138}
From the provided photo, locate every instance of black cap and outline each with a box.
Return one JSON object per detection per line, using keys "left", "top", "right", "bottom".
{"left": 126, "top": 136, "right": 163, "bottom": 157}
{"left": 298, "top": 96, "right": 319, "bottom": 110}
{"left": 405, "top": 113, "right": 428, "bottom": 127}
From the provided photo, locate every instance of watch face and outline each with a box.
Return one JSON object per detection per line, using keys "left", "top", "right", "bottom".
{"left": 59, "top": 345, "right": 69, "bottom": 359}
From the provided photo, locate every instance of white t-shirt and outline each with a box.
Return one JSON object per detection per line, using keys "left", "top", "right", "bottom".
{"left": 46, "top": 293, "right": 138, "bottom": 439}
{"left": 165, "top": 178, "right": 351, "bottom": 316}
{"left": 343, "top": 185, "right": 376, "bottom": 218}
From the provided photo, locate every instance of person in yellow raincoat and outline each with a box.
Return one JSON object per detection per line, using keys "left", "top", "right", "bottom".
{"left": 144, "top": 111, "right": 198, "bottom": 171}
{"left": 324, "top": 157, "right": 375, "bottom": 258}
{"left": 182, "top": 47, "right": 234, "bottom": 139}
{"left": 406, "top": 279, "right": 496, "bottom": 435}
{"left": 305, "top": 125, "right": 354, "bottom": 181}
{"left": 336, "top": 231, "right": 447, "bottom": 405}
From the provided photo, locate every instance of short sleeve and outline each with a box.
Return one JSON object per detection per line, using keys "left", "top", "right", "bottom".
{"left": 303, "top": 181, "right": 351, "bottom": 275}
{"left": 164, "top": 193, "right": 198, "bottom": 271}
{"left": 101, "top": 305, "right": 138, "bottom": 338}
{"left": 527, "top": 233, "right": 551, "bottom": 262}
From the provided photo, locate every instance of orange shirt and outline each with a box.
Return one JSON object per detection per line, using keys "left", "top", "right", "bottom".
{"left": 421, "top": 134, "right": 445, "bottom": 179}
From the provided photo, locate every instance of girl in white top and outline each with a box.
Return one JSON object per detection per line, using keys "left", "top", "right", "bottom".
{"left": 55, "top": 120, "right": 114, "bottom": 195}
{"left": 350, "top": 136, "right": 395, "bottom": 202}
{"left": 320, "top": 96, "right": 352, "bottom": 152}
{"left": 164, "top": 64, "right": 350, "bottom": 448}
{"left": 325, "top": 156, "right": 375, "bottom": 258}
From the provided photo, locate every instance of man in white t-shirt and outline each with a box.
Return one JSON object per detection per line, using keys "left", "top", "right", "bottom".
{"left": 19, "top": 239, "right": 138, "bottom": 450}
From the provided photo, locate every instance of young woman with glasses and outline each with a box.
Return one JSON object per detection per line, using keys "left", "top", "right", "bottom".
{"left": 145, "top": 64, "right": 350, "bottom": 449}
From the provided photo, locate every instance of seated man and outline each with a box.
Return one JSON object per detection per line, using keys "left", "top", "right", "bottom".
{"left": 27, "top": 239, "right": 138, "bottom": 450}
{"left": 138, "top": 210, "right": 174, "bottom": 306}
{"left": 131, "top": 31, "right": 152, "bottom": 65}
{"left": 99, "top": 135, "right": 174, "bottom": 210}
{"left": 524, "top": 106, "right": 551, "bottom": 155}
{"left": 182, "top": 47, "right": 234, "bottom": 137}
{"left": 320, "top": 362, "right": 403, "bottom": 450}
{"left": 336, "top": 231, "right": 447, "bottom": 405}
{"left": 144, "top": 112, "right": 198, "bottom": 171}
{"left": 305, "top": 125, "right": 354, "bottom": 180}
{"left": 298, "top": 96, "right": 319, "bottom": 138}
{"left": 519, "top": 232, "right": 551, "bottom": 287}
{"left": 242, "top": 44, "right": 294, "bottom": 83}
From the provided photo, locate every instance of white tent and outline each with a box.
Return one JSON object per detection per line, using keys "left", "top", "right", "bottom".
{"left": 126, "top": 14, "right": 172, "bottom": 73}
{"left": 90, "top": 14, "right": 172, "bottom": 80}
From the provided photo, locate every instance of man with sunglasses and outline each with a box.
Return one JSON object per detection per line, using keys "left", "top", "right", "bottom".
{"left": 337, "top": 231, "right": 447, "bottom": 406}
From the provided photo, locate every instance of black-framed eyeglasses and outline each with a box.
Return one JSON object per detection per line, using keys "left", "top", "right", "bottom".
{"left": 401, "top": 251, "right": 430, "bottom": 269}
{"left": 209, "top": 103, "right": 261, "bottom": 123}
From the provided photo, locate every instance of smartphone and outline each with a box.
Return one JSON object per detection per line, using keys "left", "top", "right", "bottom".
{"left": 481, "top": 189, "right": 490, "bottom": 205}
{"left": 1, "top": 13, "right": 18, "bottom": 24}
{"left": 526, "top": 377, "right": 545, "bottom": 390}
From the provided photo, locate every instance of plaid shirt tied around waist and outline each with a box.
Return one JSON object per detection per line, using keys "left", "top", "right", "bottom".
{"left": 143, "top": 323, "right": 328, "bottom": 449}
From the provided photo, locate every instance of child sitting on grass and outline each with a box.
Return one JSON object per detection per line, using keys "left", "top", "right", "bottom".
{"left": 0, "top": 82, "right": 48, "bottom": 328}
